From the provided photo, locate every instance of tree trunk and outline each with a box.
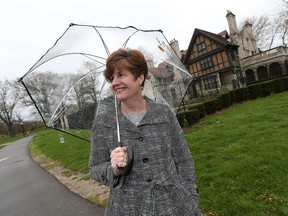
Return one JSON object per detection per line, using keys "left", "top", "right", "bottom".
{"left": 7, "top": 122, "right": 15, "bottom": 137}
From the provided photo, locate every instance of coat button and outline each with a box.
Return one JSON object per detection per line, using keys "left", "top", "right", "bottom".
{"left": 142, "top": 158, "right": 148, "bottom": 163}
{"left": 101, "top": 175, "right": 105, "bottom": 181}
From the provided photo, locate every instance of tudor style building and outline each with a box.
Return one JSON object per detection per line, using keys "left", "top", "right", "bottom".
{"left": 180, "top": 10, "right": 288, "bottom": 98}
{"left": 182, "top": 28, "right": 242, "bottom": 97}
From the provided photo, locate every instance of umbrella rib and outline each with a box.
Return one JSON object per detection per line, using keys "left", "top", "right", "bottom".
{"left": 47, "top": 126, "right": 90, "bottom": 142}
{"left": 22, "top": 53, "right": 105, "bottom": 78}
{"left": 19, "top": 23, "right": 164, "bottom": 82}
{"left": 18, "top": 24, "right": 72, "bottom": 82}
{"left": 122, "top": 29, "right": 139, "bottom": 48}
{"left": 92, "top": 26, "right": 111, "bottom": 56}
{"left": 19, "top": 80, "right": 47, "bottom": 126}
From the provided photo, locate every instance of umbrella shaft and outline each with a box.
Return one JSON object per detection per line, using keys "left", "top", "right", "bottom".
{"left": 115, "top": 94, "right": 121, "bottom": 143}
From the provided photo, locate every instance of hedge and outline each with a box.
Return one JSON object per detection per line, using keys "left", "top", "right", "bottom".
{"left": 185, "top": 109, "right": 200, "bottom": 126}
{"left": 188, "top": 103, "right": 205, "bottom": 118}
{"left": 248, "top": 84, "right": 262, "bottom": 99}
{"left": 176, "top": 76, "right": 288, "bottom": 128}
{"left": 176, "top": 112, "right": 185, "bottom": 127}
{"left": 218, "top": 92, "right": 231, "bottom": 107}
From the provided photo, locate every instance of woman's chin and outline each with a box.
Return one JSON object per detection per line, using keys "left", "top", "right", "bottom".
{"left": 115, "top": 93, "right": 126, "bottom": 101}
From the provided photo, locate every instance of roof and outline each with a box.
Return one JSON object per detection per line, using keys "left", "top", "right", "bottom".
{"left": 195, "top": 28, "right": 231, "bottom": 46}
{"left": 182, "top": 28, "right": 237, "bottom": 64}
{"left": 149, "top": 62, "right": 174, "bottom": 78}
{"left": 218, "top": 30, "right": 230, "bottom": 39}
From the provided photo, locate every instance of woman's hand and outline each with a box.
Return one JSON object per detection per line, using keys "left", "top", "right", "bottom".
{"left": 110, "top": 146, "right": 127, "bottom": 176}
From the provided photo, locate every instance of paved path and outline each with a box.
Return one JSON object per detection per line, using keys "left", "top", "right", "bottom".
{"left": 0, "top": 136, "right": 105, "bottom": 216}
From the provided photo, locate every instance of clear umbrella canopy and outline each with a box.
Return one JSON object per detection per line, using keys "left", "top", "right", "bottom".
{"left": 19, "top": 24, "right": 193, "bottom": 141}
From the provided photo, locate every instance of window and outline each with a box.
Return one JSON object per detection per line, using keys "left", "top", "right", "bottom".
{"left": 200, "top": 57, "right": 213, "bottom": 69}
{"left": 203, "top": 75, "right": 219, "bottom": 90}
{"left": 197, "top": 42, "right": 206, "bottom": 51}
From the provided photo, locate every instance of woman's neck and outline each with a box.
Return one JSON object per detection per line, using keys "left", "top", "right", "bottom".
{"left": 121, "top": 97, "right": 147, "bottom": 114}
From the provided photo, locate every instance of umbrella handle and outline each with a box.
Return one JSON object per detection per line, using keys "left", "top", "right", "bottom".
{"left": 118, "top": 143, "right": 134, "bottom": 176}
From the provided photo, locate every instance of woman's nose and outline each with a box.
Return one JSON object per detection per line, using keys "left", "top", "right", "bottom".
{"left": 111, "top": 76, "right": 119, "bottom": 86}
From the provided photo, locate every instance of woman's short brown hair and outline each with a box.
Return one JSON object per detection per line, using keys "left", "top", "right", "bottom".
{"left": 104, "top": 48, "right": 148, "bottom": 85}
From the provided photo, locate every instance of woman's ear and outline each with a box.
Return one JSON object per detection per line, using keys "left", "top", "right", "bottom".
{"left": 138, "top": 74, "right": 145, "bottom": 86}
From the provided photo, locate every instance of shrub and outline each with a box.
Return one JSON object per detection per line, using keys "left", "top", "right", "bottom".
{"left": 215, "top": 97, "right": 223, "bottom": 111}
{"left": 260, "top": 81, "right": 271, "bottom": 97}
{"left": 204, "top": 98, "right": 219, "bottom": 114}
{"left": 248, "top": 84, "right": 262, "bottom": 99}
{"left": 185, "top": 109, "right": 200, "bottom": 126}
{"left": 234, "top": 87, "right": 249, "bottom": 103}
{"left": 283, "top": 77, "right": 288, "bottom": 91}
{"left": 189, "top": 103, "right": 205, "bottom": 118}
{"left": 218, "top": 92, "right": 231, "bottom": 107}
{"left": 266, "top": 80, "right": 275, "bottom": 93}
{"left": 176, "top": 112, "right": 185, "bottom": 127}
{"left": 229, "top": 90, "right": 236, "bottom": 104}
{"left": 273, "top": 78, "right": 285, "bottom": 93}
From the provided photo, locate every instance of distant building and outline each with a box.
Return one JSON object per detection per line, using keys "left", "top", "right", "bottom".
{"left": 179, "top": 10, "right": 288, "bottom": 98}
{"left": 226, "top": 10, "right": 259, "bottom": 59}
{"left": 226, "top": 10, "right": 288, "bottom": 84}
{"left": 181, "top": 28, "right": 241, "bottom": 97}
{"left": 146, "top": 56, "right": 190, "bottom": 109}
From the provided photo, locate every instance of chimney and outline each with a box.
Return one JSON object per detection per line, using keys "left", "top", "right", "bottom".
{"left": 244, "top": 21, "right": 253, "bottom": 37}
{"left": 226, "top": 10, "right": 239, "bottom": 35}
{"left": 169, "top": 39, "right": 181, "bottom": 58}
{"left": 243, "top": 21, "right": 259, "bottom": 54}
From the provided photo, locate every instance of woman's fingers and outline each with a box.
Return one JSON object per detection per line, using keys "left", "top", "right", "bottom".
{"left": 110, "top": 146, "right": 128, "bottom": 176}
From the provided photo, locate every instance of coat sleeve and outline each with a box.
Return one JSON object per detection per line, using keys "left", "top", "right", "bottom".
{"left": 88, "top": 122, "right": 119, "bottom": 188}
{"left": 169, "top": 110, "right": 199, "bottom": 197}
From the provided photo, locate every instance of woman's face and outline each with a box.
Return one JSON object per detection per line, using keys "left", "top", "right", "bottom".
{"left": 111, "top": 68, "right": 144, "bottom": 102}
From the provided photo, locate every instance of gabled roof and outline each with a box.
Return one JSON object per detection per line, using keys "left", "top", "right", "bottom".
{"left": 218, "top": 30, "right": 230, "bottom": 39}
{"left": 196, "top": 28, "right": 230, "bottom": 45}
{"left": 149, "top": 67, "right": 174, "bottom": 78}
{"left": 182, "top": 28, "right": 237, "bottom": 64}
{"left": 149, "top": 62, "right": 174, "bottom": 78}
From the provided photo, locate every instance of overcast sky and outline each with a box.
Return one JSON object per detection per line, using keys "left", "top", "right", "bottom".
{"left": 0, "top": 0, "right": 281, "bottom": 81}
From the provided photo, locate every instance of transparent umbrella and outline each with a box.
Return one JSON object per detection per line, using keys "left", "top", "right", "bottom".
{"left": 19, "top": 24, "right": 193, "bottom": 142}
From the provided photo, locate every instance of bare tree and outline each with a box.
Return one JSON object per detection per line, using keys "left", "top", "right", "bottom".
{"left": 0, "top": 80, "right": 19, "bottom": 136}
{"left": 239, "top": 15, "right": 272, "bottom": 50}
{"left": 277, "top": 0, "right": 288, "bottom": 46}
{"left": 18, "top": 71, "right": 64, "bottom": 121}
{"left": 68, "top": 61, "right": 101, "bottom": 109}
{"left": 17, "top": 61, "right": 102, "bottom": 130}
{"left": 240, "top": 0, "right": 288, "bottom": 50}
{"left": 81, "top": 61, "right": 100, "bottom": 103}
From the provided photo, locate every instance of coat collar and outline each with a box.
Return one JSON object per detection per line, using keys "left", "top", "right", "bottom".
{"left": 96, "top": 97, "right": 170, "bottom": 128}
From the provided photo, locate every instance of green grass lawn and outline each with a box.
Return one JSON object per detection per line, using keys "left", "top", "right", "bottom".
{"left": 185, "top": 92, "right": 288, "bottom": 215}
{"left": 5, "top": 91, "right": 287, "bottom": 215}
{"left": 0, "top": 134, "right": 28, "bottom": 149}
{"left": 30, "top": 129, "right": 90, "bottom": 173}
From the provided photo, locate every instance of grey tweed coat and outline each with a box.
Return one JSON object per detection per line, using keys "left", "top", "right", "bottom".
{"left": 89, "top": 98, "right": 200, "bottom": 216}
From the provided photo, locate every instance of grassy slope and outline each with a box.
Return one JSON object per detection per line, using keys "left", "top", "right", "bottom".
{"left": 185, "top": 92, "right": 288, "bottom": 215}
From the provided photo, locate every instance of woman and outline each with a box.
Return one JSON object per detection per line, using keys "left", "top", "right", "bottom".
{"left": 89, "top": 48, "right": 200, "bottom": 215}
